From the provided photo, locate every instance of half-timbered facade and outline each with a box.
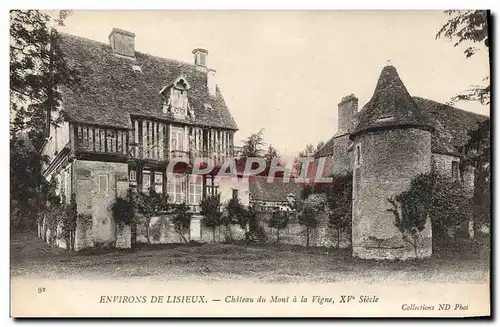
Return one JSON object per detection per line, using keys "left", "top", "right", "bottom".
{"left": 40, "top": 28, "right": 244, "bottom": 246}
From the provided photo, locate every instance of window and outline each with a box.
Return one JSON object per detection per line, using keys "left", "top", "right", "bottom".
{"left": 106, "top": 130, "right": 117, "bottom": 152}
{"left": 452, "top": 161, "right": 460, "bottom": 180}
{"left": 206, "top": 177, "right": 219, "bottom": 196}
{"left": 98, "top": 175, "right": 108, "bottom": 193}
{"left": 167, "top": 173, "right": 186, "bottom": 203}
{"left": 170, "top": 79, "right": 189, "bottom": 116}
{"left": 129, "top": 169, "right": 137, "bottom": 190}
{"left": 142, "top": 170, "right": 151, "bottom": 192}
{"left": 189, "top": 175, "right": 203, "bottom": 205}
{"left": 170, "top": 127, "right": 185, "bottom": 154}
{"left": 232, "top": 189, "right": 239, "bottom": 201}
{"left": 154, "top": 172, "right": 163, "bottom": 193}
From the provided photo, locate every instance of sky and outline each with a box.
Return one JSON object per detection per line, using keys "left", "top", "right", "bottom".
{"left": 56, "top": 10, "right": 490, "bottom": 156}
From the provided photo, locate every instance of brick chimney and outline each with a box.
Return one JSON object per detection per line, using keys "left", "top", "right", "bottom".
{"left": 109, "top": 28, "right": 135, "bottom": 58}
{"left": 336, "top": 94, "right": 358, "bottom": 136}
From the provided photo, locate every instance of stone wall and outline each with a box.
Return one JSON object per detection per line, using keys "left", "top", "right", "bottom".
{"left": 352, "top": 128, "right": 433, "bottom": 260}
{"left": 74, "top": 218, "right": 95, "bottom": 251}
{"left": 74, "top": 160, "right": 128, "bottom": 246}
{"left": 115, "top": 222, "right": 131, "bottom": 249}
{"left": 432, "top": 153, "right": 459, "bottom": 178}
{"left": 257, "top": 212, "right": 351, "bottom": 248}
{"left": 331, "top": 134, "right": 354, "bottom": 176}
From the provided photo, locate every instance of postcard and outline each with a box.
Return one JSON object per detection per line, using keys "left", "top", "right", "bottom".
{"left": 10, "top": 10, "right": 491, "bottom": 318}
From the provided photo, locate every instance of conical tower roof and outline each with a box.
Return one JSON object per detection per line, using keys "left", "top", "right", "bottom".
{"left": 350, "top": 63, "right": 433, "bottom": 139}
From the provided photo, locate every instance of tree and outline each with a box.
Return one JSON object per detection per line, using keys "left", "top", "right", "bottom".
{"left": 316, "top": 141, "right": 325, "bottom": 151}
{"left": 437, "top": 10, "right": 491, "bottom": 241}
{"left": 200, "top": 194, "right": 223, "bottom": 242}
{"left": 268, "top": 210, "right": 289, "bottom": 243}
{"left": 10, "top": 10, "right": 78, "bottom": 230}
{"left": 293, "top": 143, "right": 316, "bottom": 178}
{"left": 264, "top": 144, "right": 279, "bottom": 165}
{"left": 387, "top": 172, "right": 472, "bottom": 256}
{"left": 10, "top": 137, "right": 49, "bottom": 230}
{"left": 298, "top": 194, "right": 324, "bottom": 246}
{"left": 10, "top": 10, "right": 78, "bottom": 143}
{"left": 171, "top": 203, "right": 192, "bottom": 243}
{"left": 136, "top": 188, "right": 170, "bottom": 244}
{"left": 241, "top": 129, "right": 265, "bottom": 158}
{"left": 223, "top": 198, "right": 249, "bottom": 238}
{"left": 326, "top": 173, "right": 353, "bottom": 248}
{"left": 436, "top": 10, "right": 490, "bottom": 105}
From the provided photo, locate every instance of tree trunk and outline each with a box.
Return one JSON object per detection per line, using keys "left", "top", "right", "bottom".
{"left": 306, "top": 228, "right": 310, "bottom": 247}
{"left": 337, "top": 228, "right": 340, "bottom": 248}
{"left": 276, "top": 228, "right": 280, "bottom": 244}
{"left": 412, "top": 237, "right": 418, "bottom": 258}
{"left": 212, "top": 226, "right": 216, "bottom": 242}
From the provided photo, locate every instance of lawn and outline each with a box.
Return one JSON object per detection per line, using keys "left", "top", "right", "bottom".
{"left": 11, "top": 231, "right": 490, "bottom": 284}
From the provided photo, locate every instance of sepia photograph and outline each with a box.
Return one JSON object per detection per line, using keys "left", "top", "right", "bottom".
{"left": 9, "top": 9, "right": 491, "bottom": 318}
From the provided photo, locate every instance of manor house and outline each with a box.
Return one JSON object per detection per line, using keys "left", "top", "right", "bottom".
{"left": 41, "top": 28, "right": 248, "bottom": 248}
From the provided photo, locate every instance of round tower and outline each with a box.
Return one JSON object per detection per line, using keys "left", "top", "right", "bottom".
{"left": 349, "top": 63, "right": 434, "bottom": 260}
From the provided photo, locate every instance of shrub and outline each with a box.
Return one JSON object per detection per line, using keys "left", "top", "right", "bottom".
{"left": 171, "top": 202, "right": 192, "bottom": 242}
{"left": 200, "top": 194, "right": 223, "bottom": 242}
{"left": 267, "top": 210, "right": 289, "bottom": 243}
{"left": 388, "top": 171, "right": 472, "bottom": 256}
{"left": 111, "top": 190, "right": 136, "bottom": 226}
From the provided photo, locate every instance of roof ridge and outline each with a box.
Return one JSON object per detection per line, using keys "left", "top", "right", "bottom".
{"left": 412, "top": 96, "right": 490, "bottom": 119}
{"left": 59, "top": 31, "right": 203, "bottom": 71}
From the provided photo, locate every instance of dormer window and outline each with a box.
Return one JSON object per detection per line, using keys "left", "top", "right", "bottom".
{"left": 160, "top": 76, "right": 191, "bottom": 117}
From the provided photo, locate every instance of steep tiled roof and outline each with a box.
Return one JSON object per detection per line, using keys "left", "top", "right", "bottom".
{"left": 315, "top": 96, "right": 488, "bottom": 158}
{"left": 314, "top": 136, "right": 335, "bottom": 158}
{"left": 249, "top": 176, "right": 302, "bottom": 202}
{"left": 413, "top": 97, "right": 488, "bottom": 155}
{"left": 350, "top": 64, "right": 432, "bottom": 138}
{"left": 58, "top": 33, "right": 238, "bottom": 130}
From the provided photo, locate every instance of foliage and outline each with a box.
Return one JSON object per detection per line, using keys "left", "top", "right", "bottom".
{"left": 326, "top": 173, "right": 353, "bottom": 248}
{"left": 76, "top": 212, "right": 93, "bottom": 230}
{"left": 171, "top": 202, "right": 192, "bottom": 243}
{"left": 10, "top": 10, "right": 79, "bottom": 142}
{"left": 263, "top": 144, "right": 279, "bottom": 165}
{"left": 298, "top": 194, "right": 325, "bottom": 246}
{"left": 10, "top": 10, "right": 77, "bottom": 231}
{"left": 246, "top": 205, "right": 268, "bottom": 243}
{"left": 437, "top": 10, "right": 491, "bottom": 240}
{"left": 111, "top": 189, "right": 136, "bottom": 226}
{"left": 315, "top": 141, "right": 325, "bottom": 151}
{"left": 241, "top": 129, "right": 266, "bottom": 158}
{"left": 436, "top": 10, "right": 490, "bottom": 105}
{"left": 267, "top": 210, "right": 289, "bottom": 243}
{"left": 62, "top": 193, "right": 77, "bottom": 250}
{"left": 388, "top": 172, "right": 472, "bottom": 255}
{"left": 225, "top": 197, "right": 249, "bottom": 230}
{"left": 293, "top": 143, "right": 316, "bottom": 178}
{"left": 460, "top": 119, "right": 491, "bottom": 236}
{"left": 200, "top": 194, "right": 223, "bottom": 242}
{"left": 300, "top": 184, "right": 313, "bottom": 201}
{"left": 136, "top": 188, "right": 170, "bottom": 243}
{"left": 10, "top": 138, "right": 51, "bottom": 230}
